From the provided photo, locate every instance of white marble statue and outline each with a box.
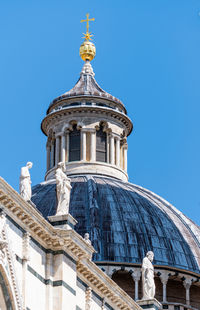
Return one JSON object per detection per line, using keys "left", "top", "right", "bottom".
{"left": 84, "top": 233, "right": 91, "bottom": 245}
{"left": 55, "top": 162, "right": 72, "bottom": 215}
{"left": 142, "top": 251, "right": 155, "bottom": 300}
{"left": 19, "top": 162, "right": 33, "bottom": 201}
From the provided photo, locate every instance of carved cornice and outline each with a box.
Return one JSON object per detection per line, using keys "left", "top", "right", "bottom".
{"left": 41, "top": 106, "right": 133, "bottom": 137}
{"left": 0, "top": 177, "right": 94, "bottom": 260}
{"left": 77, "top": 259, "right": 142, "bottom": 310}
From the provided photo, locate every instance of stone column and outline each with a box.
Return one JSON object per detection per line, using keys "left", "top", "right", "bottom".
{"left": 106, "top": 133, "right": 110, "bottom": 163}
{"left": 90, "top": 129, "right": 96, "bottom": 161}
{"left": 46, "top": 143, "right": 50, "bottom": 171}
{"left": 132, "top": 269, "right": 141, "bottom": 301}
{"left": 110, "top": 134, "right": 115, "bottom": 165}
{"left": 123, "top": 144, "right": 128, "bottom": 172}
{"left": 115, "top": 136, "right": 120, "bottom": 167}
{"left": 160, "top": 272, "right": 169, "bottom": 303}
{"left": 65, "top": 130, "right": 69, "bottom": 162}
{"left": 81, "top": 130, "right": 87, "bottom": 161}
{"left": 183, "top": 278, "right": 192, "bottom": 306}
{"left": 55, "top": 135, "right": 60, "bottom": 166}
{"left": 60, "top": 133, "right": 66, "bottom": 163}
{"left": 50, "top": 139, "right": 55, "bottom": 168}
{"left": 22, "top": 232, "right": 30, "bottom": 310}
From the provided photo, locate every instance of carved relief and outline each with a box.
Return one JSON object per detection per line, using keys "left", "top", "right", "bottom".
{"left": 85, "top": 286, "right": 92, "bottom": 310}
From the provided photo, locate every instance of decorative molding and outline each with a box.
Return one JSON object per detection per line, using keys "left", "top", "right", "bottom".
{"left": 41, "top": 106, "right": 133, "bottom": 137}
{"left": 0, "top": 213, "right": 23, "bottom": 310}
{"left": 22, "top": 232, "right": 30, "bottom": 261}
{"left": 85, "top": 286, "right": 92, "bottom": 310}
{"left": 77, "top": 259, "right": 141, "bottom": 310}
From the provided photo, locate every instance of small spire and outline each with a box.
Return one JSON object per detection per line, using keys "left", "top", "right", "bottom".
{"left": 79, "top": 14, "right": 96, "bottom": 62}
{"left": 81, "top": 60, "right": 95, "bottom": 76}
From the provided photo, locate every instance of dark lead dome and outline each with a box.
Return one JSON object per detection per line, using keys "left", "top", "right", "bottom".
{"left": 32, "top": 175, "right": 200, "bottom": 274}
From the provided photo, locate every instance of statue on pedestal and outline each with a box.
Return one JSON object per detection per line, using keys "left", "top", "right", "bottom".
{"left": 142, "top": 251, "right": 155, "bottom": 300}
{"left": 55, "top": 162, "right": 72, "bottom": 215}
{"left": 19, "top": 162, "right": 33, "bottom": 201}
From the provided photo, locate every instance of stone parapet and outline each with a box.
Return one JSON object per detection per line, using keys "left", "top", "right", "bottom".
{"left": 137, "top": 298, "right": 162, "bottom": 310}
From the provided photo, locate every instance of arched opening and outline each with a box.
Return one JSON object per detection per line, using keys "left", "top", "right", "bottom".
{"left": 167, "top": 279, "right": 186, "bottom": 305}
{"left": 96, "top": 124, "right": 107, "bottom": 162}
{"left": 112, "top": 270, "right": 135, "bottom": 299}
{"left": 0, "top": 269, "right": 14, "bottom": 310}
{"left": 190, "top": 284, "right": 200, "bottom": 309}
{"left": 69, "top": 124, "right": 80, "bottom": 162}
{"left": 154, "top": 277, "right": 162, "bottom": 303}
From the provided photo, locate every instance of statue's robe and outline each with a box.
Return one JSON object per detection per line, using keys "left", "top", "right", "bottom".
{"left": 55, "top": 168, "right": 72, "bottom": 215}
{"left": 142, "top": 257, "right": 155, "bottom": 300}
{"left": 19, "top": 167, "right": 31, "bottom": 201}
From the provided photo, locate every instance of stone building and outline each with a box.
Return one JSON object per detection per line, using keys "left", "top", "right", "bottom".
{"left": 0, "top": 18, "right": 200, "bottom": 310}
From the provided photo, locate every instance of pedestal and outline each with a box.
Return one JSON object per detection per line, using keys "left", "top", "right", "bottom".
{"left": 137, "top": 298, "right": 162, "bottom": 310}
{"left": 48, "top": 213, "right": 77, "bottom": 230}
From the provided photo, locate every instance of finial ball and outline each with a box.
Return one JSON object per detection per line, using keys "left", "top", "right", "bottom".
{"left": 79, "top": 40, "right": 96, "bottom": 62}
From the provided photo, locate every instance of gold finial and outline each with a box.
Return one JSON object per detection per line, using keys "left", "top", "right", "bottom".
{"left": 80, "top": 13, "right": 95, "bottom": 41}
{"left": 79, "top": 13, "right": 96, "bottom": 62}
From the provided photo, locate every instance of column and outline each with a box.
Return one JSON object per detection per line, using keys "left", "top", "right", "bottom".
{"left": 50, "top": 139, "right": 55, "bottom": 168}
{"left": 90, "top": 129, "right": 96, "bottom": 161}
{"left": 55, "top": 135, "right": 60, "bottom": 166}
{"left": 132, "top": 269, "right": 141, "bottom": 301}
{"left": 81, "top": 130, "right": 87, "bottom": 161}
{"left": 183, "top": 278, "right": 192, "bottom": 306}
{"left": 123, "top": 144, "right": 128, "bottom": 172}
{"left": 110, "top": 134, "right": 115, "bottom": 165}
{"left": 160, "top": 272, "right": 169, "bottom": 303}
{"left": 106, "top": 133, "right": 110, "bottom": 163}
{"left": 115, "top": 137, "right": 120, "bottom": 167}
{"left": 46, "top": 143, "right": 50, "bottom": 171}
{"left": 60, "top": 133, "right": 66, "bottom": 163}
{"left": 65, "top": 130, "right": 69, "bottom": 162}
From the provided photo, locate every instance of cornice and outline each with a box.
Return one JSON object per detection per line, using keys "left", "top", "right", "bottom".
{"left": 0, "top": 177, "right": 94, "bottom": 260}
{"left": 48, "top": 94, "right": 127, "bottom": 115}
{"left": 77, "top": 258, "right": 142, "bottom": 310}
{"left": 41, "top": 106, "right": 133, "bottom": 137}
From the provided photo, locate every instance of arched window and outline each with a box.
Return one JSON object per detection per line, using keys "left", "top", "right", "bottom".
{"left": 69, "top": 124, "right": 80, "bottom": 162}
{"left": 112, "top": 270, "right": 136, "bottom": 300}
{"left": 96, "top": 124, "right": 107, "bottom": 162}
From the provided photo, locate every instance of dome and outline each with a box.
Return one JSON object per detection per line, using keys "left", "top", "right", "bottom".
{"left": 46, "top": 61, "right": 126, "bottom": 115}
{"left": 31, "top": 175, "right": 200, "bottom": 275}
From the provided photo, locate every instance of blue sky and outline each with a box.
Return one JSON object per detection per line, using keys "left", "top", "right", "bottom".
{"left": 0, "top": 0, "right": 200, "bottom": 225}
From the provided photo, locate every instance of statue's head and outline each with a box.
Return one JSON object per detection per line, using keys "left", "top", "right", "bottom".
{"left": 146, "top": 251, "right": 154, "bottom": 262}
{"left": 57, "top": 162, "right": 65, "bottom": 171}
{"left": 84, "top": 233, "right": 89, "bottom": 240}
{"left": 26, "top": 162, "right": 33, "bottom": 169}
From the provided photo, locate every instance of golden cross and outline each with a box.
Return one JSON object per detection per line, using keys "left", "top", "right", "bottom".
{"left": 81, "top": 13, "right": 95, "bottom": 40}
